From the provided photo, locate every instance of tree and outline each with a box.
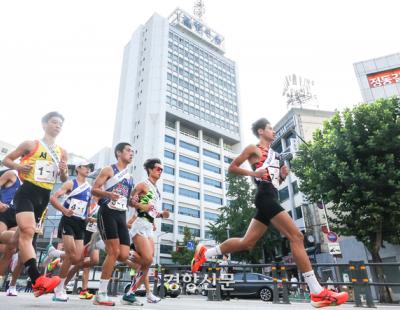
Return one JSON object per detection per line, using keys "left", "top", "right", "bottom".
{"left": 208, "top": 172, "right": 283, "bottom": 263}
{"left": 171, "top": 226, "right": 195, "bottom": 265}
{"left": 291, "top": 98, "right": 400, "bottom": 302}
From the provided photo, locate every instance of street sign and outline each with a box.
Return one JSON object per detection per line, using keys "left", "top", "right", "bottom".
{"left": 327, "top": 232, "right": 338, "bottom": 242}
{"left": 187, "top": 241, "right": 195, "bottom": 251}
{"left": 328, "top": 242, "right": 342, "bottom": 255}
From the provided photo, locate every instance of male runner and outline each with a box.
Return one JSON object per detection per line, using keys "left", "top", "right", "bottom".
{"left": 191, "top": 118, "right": 349, "bottom": 308}
{"left": 49, "top": 160, "right": 92, "bottom": 301}
{"left": 125, "top": 158, "right": 169, "bottom": 304}
{"left": 3, "top": 111, "right": 68, "bottom": 297}
{"left": 91, "top": 142, "right": 134, "bottom": 306}
{"left": 0, "top": 169, "right": 22, "bottom": 296}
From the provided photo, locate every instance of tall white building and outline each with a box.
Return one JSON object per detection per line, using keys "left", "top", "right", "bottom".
{"left": 113, "top": 9, "right": 242, "bottom": 263}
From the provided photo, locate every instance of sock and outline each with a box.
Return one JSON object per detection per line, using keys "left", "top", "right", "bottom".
{"left": 24, "top": 258, "right": 41, "bottom": 284}
{"left": 98, "top": 279, "right": 109, "bottom": 293}
{"left": 55, "top": 278, "right": 66, "bottom": 293}
{"left": 129, "top": 270, "right": 144, "bottom": 295}
{"left": 96, "top": 240, "right": 105, "bottom": 251}
{"left": 9, "top": 285, "right": 16, "bottom": 291}
{"left": 51, "top": 249, "right": 65, "bottom": 258}
{"left": 303, "top": 270, "right": 323, "bottom": 294}
{"left": 205, "top": 245, "right": 222, "bottom": 259}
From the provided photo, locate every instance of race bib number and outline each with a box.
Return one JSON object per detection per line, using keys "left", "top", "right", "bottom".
{"left": 108, "top": 196, "right": 128, "bottom": 211}
{"left": 34, "top": 160, "right": 57, "bottom": 183}
{"left": 268, "top": 159, "right": 280, "bottom": 189}
{"left": 69, "top": 198, "right": 87, "bottom": 218}
{"left": 148, "top": 205, "right": 160, "bottom": 219}
{"left": 86, "top": 221, "right": 98, "bottom": 232}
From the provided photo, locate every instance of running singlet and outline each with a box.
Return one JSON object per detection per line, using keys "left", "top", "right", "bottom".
{"left": 137, "top": 179, "right": 162, "bottom": 222}
{"left": 63, "top": 179, "right": 91, "bottom": 220}
{"left": 98, "top": 164, "right": 134, "bottom": 211}
{"left": 0, "top": 170, "right": 22, "bottom": 208}
{"left": 19, "top": 140, "right": 63, "bottom": 190}
{"left": 251, "top": 145, "right": 281, "bottom": 189}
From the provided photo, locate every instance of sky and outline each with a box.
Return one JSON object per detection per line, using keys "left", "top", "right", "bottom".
{"left": 1, "top": 0, "right": 399, "bottom": 159}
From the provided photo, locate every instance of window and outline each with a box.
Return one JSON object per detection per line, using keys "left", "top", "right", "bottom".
{"left": 179, "top": 206, "right": 200, "bottom": 218}
{"left": 204, "top": 177, "right": 222, "bottom": 188}
{"left": 164, "top": 150, "right": 175, "bottom": 160}
{"left": 164, "top": 166, "right": 175, "bottom": 175}
{"left": 178, "top": 226, "right": 200, "bottom": 237}
{"left": 180, "top": 141, "right": 199, "bottom": 153}
{"left": 292, "top": 181, "right": 299, "bottom": 195}
{"left": 179, "top": 188, "right": 200, "bottom": 200}
{"left": 204, "top": 211, "right": 219, "bottom": 221}
{"left": 161, "top": 223, "right": 173, "bottom": 233}
{"left": 203, "top": 163, "right": 221, "bottom": 174}
{"left": 163, "top": 184, "right": 174, "bottom": 193}
{"left": 224, "top": 156, "right": 233, "bottom": 164}
{"left": 162, "top": 203, "right": 174, "bottom": 212}
{"left": 203, "top": 149, "right": 220, "bottom": 160}
{"left": 165, "top": 135, "right": 176, "bottom": 145}
{"left": 179, "top": 170, "right": 199, "bottom": 182}
{"left": 204, "top": 194, "right": 223, "bottom": 205}
{"left": 160, "top": 244, "right": 173, "bottom": 254}
{"left": 279, "top": 186, "right": 289, "bottom": 202}
{"left": 179, "top": 155, "right": 199, "bottom": 167}
{"left": 295, "top": 206, "right": 303, "bottom": 219}
{"left": 205, "top": 230, "right": 213, "bottom": 239}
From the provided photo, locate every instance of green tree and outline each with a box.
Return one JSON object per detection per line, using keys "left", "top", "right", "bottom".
{"left": 291, "top": 98, "right": 400, "bottom": 302}
{"left": 208, "top": 172, "right": 283, "bottom": 263}
{"left": 171, "top": 226, "right": 195, "bottom": 265}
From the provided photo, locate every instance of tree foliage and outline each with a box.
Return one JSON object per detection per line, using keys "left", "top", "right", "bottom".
{"left": 208, "top": 172, "right": 283, "bottom": 263}
{"left": 171, "top": 226, "right": 195, "bottom": 265}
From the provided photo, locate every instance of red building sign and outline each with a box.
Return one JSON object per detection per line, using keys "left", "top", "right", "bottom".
{"left": 367, "top": 68, "right": 400, "bottom": 88}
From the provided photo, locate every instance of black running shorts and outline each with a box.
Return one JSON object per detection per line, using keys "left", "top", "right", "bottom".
{"left": 97, "top": 205, "right": 130, "bottom": 246}
{"left": 0, "top": 207, "right": 17, "bottom": 229}
{"left": 57, "top": 216, "right": 86, "bottom": 240}
{"left": 13, "top": 181, "right": 51, "bottom": 223}
{"left": 254, "top": 182, "right": 285, "bottom": 226}
{"left": 84, "top": 230, "right": 93, "bottom": 246}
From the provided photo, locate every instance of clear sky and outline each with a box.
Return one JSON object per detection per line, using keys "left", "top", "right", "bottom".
{"left": 1, "top": 0, "right": 399, "bottom": 158}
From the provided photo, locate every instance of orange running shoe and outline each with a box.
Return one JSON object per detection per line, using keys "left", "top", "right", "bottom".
{"left": 32, "top": 275, "right": 61, "bottom": 297}
{"left": 311, "top": 288, "right": 349, "bottom": 308}
{"left": 191, "top": 244, "right": 207, "bottom": 272}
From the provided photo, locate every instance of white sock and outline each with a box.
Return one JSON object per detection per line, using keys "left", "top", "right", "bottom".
{"left": 55, "top": 278, "right": 66, "bottom": 293}
{"left": 96, "top": 240, "right": 105, "bottom": 251}
{"left": 205, "top": 245, "right": 222, "bottom": 259}
{"left": 51, "top": 249, "right": 65, "bottom": 258}
{"left": 303, "top": 270, "right": 323, "bottom": 294}
{"left": 9, "top": 285, "right": 16, "bottom": 291}
{"left": 99, "top": 279, "right": 110, "bottom": 293}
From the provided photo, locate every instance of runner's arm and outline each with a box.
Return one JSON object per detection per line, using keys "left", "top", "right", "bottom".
{"left": 228, "top": 144, "right": 267, "bottom": 178}
{"left": 130, "top": 183, "right": 152, "bottom": 212}
{"left": 2, "top": 141, "right": 35, "bottom": 173}
{"left": 58, "top": 149, "right": 69, "bottom": 182}
{"left": 91, "top": 166, "right": 119, "bottom": 200}
{"left": 50, "top": 180, "right": 74, "bottom": 216}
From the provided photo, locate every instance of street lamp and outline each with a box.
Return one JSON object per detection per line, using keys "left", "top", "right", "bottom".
{"left": 226, "top": 224, "right": 231, "bottom": 260}
{"left": 156, "top": 232, "right": 168, "bottom": 265}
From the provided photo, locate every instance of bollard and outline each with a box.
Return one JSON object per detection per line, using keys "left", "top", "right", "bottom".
{"left": 153, "top": 264, "right": 159, "bottom": 295}
{"left": 280, "top": 266, "right": 290, "bottom": 304}
{"left": 214, "top": 266, "right": 222, "bottom": 301}
{"left": 349, "top": 261, "right": 376, "bottom": 308}
{"left": 72, "top": 269, "right": 80, "bottom": 294}
{"left": 272, "top": 264, "right": 279, "bottom": 304}
{"left": 159, "top": 268, "right": 166, "bottom": 298}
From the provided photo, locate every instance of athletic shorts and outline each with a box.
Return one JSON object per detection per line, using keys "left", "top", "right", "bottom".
{"left": 84, "top": 230, "right": 93, "bottom": 245}
{"left": 13, "top": 181, "right": 51, "bottom": 223}
{"left": 57, "top": 216, "right": 86, "bottom": 240}
{"left": 97, "top": 205, "right": 130, "bottom": 246}
{"left": 0, "top": 207, "right": 17, "bottom": 229}
{"left": 129, "top": 217, "right": 153, "bottom": 239}
{"left": 254, "top": 182, "right": 285, "bottom": 226}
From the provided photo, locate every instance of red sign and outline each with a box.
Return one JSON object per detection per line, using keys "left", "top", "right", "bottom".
{"left": 367, "top": 68, "right": 400, "bottom": 88}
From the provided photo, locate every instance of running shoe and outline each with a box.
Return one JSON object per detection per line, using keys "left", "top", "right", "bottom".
{"left": 93, "top": 292, "right": 115, "bottom": 306}
{"left": 310, "top": 288, "right": 349, "bottom": 308}
{"left": 32, "top": 275, "right": 61, "bottom": 297}
{"left": 146, "top": 292, "right": 160, "bottom": 303}
{"left": 121, "top": 293, "right": 144, "bottom": 306}
{"left": 52, "top": 289, "right": 69, "bottom": 302}
{"left": 41, "top": 245, "right": 56, "bottom": 268}
{"left": 47, "top": 258, "right": 61, "bottom": 272}
{"left": 191, "top": 244, "right": 207, "bottom": 272}
{"left": 6, "top": 286, "right": 18, "bottom": 296}
{"left": 79, "top": 289, "right": 94, "bottom": 300}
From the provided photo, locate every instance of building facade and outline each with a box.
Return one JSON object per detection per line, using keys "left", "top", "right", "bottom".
{"left": 354, "top": 52, "right": 400, "bottom": 103}
{"left": 112, "top": 9, "right": 242, "bottom": 263}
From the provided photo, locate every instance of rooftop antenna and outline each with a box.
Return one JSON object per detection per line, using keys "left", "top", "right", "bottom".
{"left": 193, "top": 0, "right": 205, "bottom": 20}
{"left": 282, "top": 74, "right": 318, "bottom": 110}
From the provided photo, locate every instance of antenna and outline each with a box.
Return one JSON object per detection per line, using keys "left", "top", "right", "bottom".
{"left": 193, "top": 0, "right": 205, "bottom": 20}
{"left": 282, "top": 74, "right": 318, "bottom": 110}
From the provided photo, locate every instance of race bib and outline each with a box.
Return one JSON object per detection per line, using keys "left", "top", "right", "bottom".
{"left": 108, "top": 196, "right": 128, "bottom": 211}
{"left": 148, "top": 205, "right": 160, "bottom": 219}
{"left": 86, "top": 221, "right": 98, "bottom": 232}
{"left": 69, "top": 198, "right": 87, "bottom": 218}
{"left": 34, "top": 160, "right": 57, "bottom": 183}
{"left": 267, "top": 163, "right": 280, "bottom": 189}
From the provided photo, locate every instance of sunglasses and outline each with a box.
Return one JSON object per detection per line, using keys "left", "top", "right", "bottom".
{"left": 155, "top": 166, "right": 163, "bottom": 172}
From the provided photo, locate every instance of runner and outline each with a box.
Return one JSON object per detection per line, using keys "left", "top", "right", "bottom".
{"left": 124, "top": 158, "right": 169, "bottom": 305}
{"left": 49, "top": 160, "right": 92, "bottom": 302}
{"left": 2, "top": 111, "right": 68, "bottom": 297}
{"left": 91, "top": 142, "right": 134, "bottom": 306}
{"left": 191, "top": 118, "right": 349, "bottom": 308}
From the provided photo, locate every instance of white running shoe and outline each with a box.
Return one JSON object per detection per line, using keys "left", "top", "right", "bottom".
{"left": 6, "top": 286, "right": 18, "bottom": 296}
{"left": 93, "top": 292, "right": 115, "bottom": 306}
{"left": 146, "top": 292, "right": 161, "bottom": 303}
{"left": 52, "top": 289, "right": 69, "bottom": 302}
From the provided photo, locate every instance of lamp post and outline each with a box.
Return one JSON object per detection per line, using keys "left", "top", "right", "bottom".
{"left": 226, "top": 224, "right": 231, "bottom": 260}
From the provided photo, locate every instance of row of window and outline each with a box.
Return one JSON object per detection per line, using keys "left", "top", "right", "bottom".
{"left": 278, "top": 181, "right": 300, "bottom": 203}
{"left": 160, "top": 205, "right": 219, "bottom": 221}
{"left": 162, "top": 184, "right": 223, "bottom": 205}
